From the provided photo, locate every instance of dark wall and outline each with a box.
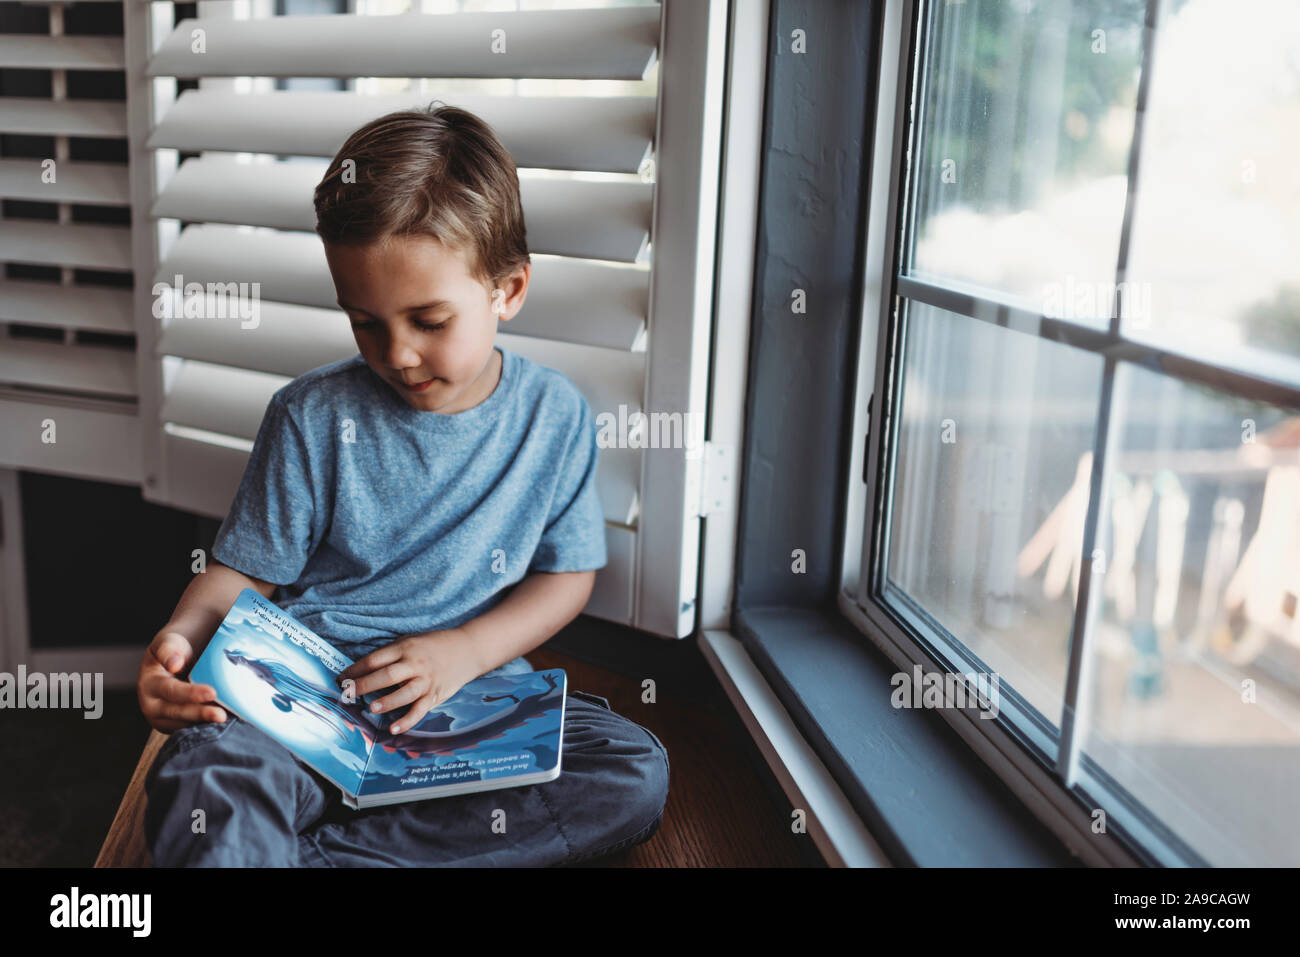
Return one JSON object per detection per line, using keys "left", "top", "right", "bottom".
{"left": 734, "top": 0, "right": 880, "bottom": 612}
{"left": 21, "top": 471, "right": 222, "bottom": 649}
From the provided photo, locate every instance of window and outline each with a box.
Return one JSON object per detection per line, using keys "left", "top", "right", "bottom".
{"left": 854, "top": 0, "right": 1300, "bottom": 866}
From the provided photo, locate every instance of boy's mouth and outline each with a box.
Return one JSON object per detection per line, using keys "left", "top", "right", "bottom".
{"left": 399, "top": 378, "right": 435, "bottom": 393}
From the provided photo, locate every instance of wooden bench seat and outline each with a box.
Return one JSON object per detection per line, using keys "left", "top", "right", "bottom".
{"left": 94, "top": 730, "right": 167, "bottom": 868}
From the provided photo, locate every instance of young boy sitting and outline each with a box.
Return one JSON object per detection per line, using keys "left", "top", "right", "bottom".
{"left": 135, "top": 103, "right": 670, "bottom": 867}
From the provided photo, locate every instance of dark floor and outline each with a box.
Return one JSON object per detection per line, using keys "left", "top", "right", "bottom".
{"left": 1, "top": 627, "right": 822, "bottom": 867}
{"left": 531, "top": 646, "right": 818, "bottom": 867}
{"left": 0, "top": 688, "right": 154, "bottom": 867}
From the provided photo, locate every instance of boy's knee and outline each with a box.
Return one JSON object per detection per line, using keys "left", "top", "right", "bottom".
{"left": 144, "top": 716, "right": 241, "bottom": 796}
{"left": 587, "top": 717, "right": 670, "bottom": 849}
{"left": 144, "top": 715, "right": 328, "bottom": 865}
{"left": 627, "top": 724, "right": 670, "bottom": 825}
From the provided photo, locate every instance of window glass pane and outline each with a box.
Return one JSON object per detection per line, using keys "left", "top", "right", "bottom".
{"left": 1123, "top": 0, "right": 1300, "bottom": 383}
{"left": 1080, "top": 363, "right": 1300, "bottom": 865}
{"left": 907, "top": 0, "right": 1145, "bottom": 320}
{"left": 885, "top": 302, "right": 1104, "bottom": 727}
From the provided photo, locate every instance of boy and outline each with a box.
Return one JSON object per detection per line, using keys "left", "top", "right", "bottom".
{"left": 136, "top": 104, "right": 669, "bottom": 867}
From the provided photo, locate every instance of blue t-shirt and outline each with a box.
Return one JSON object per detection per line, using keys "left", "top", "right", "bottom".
{"left": 210, "top": 345, "right": 607, "bottom": 659}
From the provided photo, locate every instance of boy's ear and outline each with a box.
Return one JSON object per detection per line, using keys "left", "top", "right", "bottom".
{"left": 492, "top": 263, "right": 530, "bottom": 321}
{"left": 491, "top": 287, "right": 511, "bottom": 320}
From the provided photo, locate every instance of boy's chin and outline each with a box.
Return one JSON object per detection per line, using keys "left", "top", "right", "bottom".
{"left": 396, "top": 384, "right": 438, "bottom": 404}
{"left": 395, "top": 381, "right": 463, "bottom": 411}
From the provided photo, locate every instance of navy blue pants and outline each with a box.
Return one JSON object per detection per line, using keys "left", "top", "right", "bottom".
{"left": 143, "top": 660, "right": 670, "bottom": 867}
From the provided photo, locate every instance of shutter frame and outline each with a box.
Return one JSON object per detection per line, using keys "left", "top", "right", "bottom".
{"left": 128, "top": 0, "right": 722, "bottom": 637}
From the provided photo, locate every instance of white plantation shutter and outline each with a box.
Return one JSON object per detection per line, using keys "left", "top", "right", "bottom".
{"left": 0, "top": 1, "right": 140, "bottom": 485}
{"left": 126, "top": 0, "right": 726, "bottom": 637}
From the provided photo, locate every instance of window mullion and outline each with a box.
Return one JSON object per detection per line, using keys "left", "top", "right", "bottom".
{"left": 1056, "top": 0, "right": 1163, "bottom": 786}
{"left": 1111, "top": 0, "right": 1163, "bottom": 333}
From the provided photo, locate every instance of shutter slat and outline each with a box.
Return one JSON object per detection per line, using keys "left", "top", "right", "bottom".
{"left": 503, "top": 333, "right": 645, "bottom": 420}
{"left": 160, "top": 361, "right": 286, "bottom": 440}
{"left": 0, "top": 157, "right": 131, "bottom": 206}
{"left": 0, "top": 395, "right": 139, "bottom": 483}
{"left": 508, "top": 257, "right": 647, "bottom": 351}
{"left": 149, "top": 8, "right": 657, "bottom": 80}
{"left": 0, "top": 339, "right": 136, "bottom": 397}
{"left": 0, "top": 278, "right": 133, "bottom": 334}
{"left": 583, "top": 524, "right": 636, "bottom": 622}
{"left": 160, "top": 429, "right": 255, "bottom": 520}
{"left": 0, "top": 35, "right": 126, "bottom": 71}
{"left": 154, "top": 223, "right": 646, "bottom": 351}
{"left": 148, "top": 90, "right": 655, "bottom": 174}
{"left": 0, "top": 220, "right": 133, "bottom": 271}
{"left": 153, "top": 155, "right": 652, "bottom": 264}
{"left": 157, "top": 299, "right": 356, "bottom": 377}
{"left": 0, "top": 97, "right": 129, "bottom": 138}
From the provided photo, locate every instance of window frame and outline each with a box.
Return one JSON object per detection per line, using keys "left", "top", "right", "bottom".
{"left": 843, "top": 0, "right": 1300, "bottom": 868}
{"left": 728, "top": 0, "right": 1078, "bottom": 866}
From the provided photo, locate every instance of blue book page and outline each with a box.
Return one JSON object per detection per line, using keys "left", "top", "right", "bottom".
{"left": 190, "top": 588, "right": 375, "bottom": 796}
{"left": 357, "top": 669, "right": 567, "bottom": 798}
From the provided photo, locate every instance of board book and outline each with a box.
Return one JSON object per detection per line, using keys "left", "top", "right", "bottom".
{"left": 189, "top": 588, "right": 566, "bottom": 809}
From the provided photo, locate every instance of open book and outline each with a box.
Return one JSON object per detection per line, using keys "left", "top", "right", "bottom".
{"left": 189, "top": 588, "right": 566, "bottom": 809}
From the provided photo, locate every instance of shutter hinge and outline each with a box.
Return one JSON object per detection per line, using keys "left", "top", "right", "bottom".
{"left": 687, "top": 441, "right": 733, "bottom": 518}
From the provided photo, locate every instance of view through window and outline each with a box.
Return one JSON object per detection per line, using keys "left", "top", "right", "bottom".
{"left": 871, "top": 0, "right": 1300, "bottom": 865}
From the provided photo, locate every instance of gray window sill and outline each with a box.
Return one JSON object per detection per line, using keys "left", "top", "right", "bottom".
{"left": 735, "top": 604, "right": 1079, "bottom": 867}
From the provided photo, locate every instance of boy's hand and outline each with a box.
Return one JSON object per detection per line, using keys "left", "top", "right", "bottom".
{"left": 338, "top": 629, "right": 480, "bottom": 735}
{"left": 137, "top": 631, "right": 227, "bottom": 733}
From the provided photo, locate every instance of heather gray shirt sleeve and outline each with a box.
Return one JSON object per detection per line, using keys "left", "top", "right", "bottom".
{"left": 212, "top": 390, "right": 322, "bottom": 586}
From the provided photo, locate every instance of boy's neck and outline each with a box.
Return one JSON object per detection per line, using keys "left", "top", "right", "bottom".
{"left": 437, "top": 346, "right": 501, "bottom": 415}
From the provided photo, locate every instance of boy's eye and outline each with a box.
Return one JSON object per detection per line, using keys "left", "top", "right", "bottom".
{"left": 348, "top": 317, "right": 449, "bottom": 331}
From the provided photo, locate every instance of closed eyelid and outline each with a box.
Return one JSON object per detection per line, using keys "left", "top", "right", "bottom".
{"left": 347, "top": 313, "right": 450, "bottom": 326}
{"left": 337, "top": 299, "right": 454, "bottom": 317}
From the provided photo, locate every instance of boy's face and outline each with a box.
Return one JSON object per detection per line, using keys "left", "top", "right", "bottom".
{"left": 323, "top": 234, "right": 529, "bottom": 413}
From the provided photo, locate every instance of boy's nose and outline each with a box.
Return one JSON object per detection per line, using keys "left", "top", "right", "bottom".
{"left": 379, "top": 333, "right": 423, "bottom": 370}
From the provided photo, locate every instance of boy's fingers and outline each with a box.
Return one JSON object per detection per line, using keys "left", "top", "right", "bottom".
{"left": 371, "top": 677, "right": 427, "bottom": 716}
{"left": 177, "top": 681, "right": 217, "bottom": 704}
{"left": 147, "top": 670, "right": 215, "bottom": 704}
{"left": 154, "top": 698, "right": 222, "bottom": 725}
{"left": 150, "top": 633, "right": 194, "bottom": 672}
{"left": 142, "top": 680, "right": 217, "bottom": 727}
{"left": 391, "top": 696, "right": 436, "bottom": 735}
{"left": 353, "top": 662, "right": 414, "bottom": 699}
{"left": 340, "top": 645, "right": 401, "bottom": 681}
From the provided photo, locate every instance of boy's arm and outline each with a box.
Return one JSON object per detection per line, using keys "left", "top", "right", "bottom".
{"left": 160, "top": 561, "right": 279, "bottom": 657}
{"left": 137, "top": 560, "right": 280, "bottom": 732}
{"left": 454, "top": 568, "right": 597, "bottom": 676}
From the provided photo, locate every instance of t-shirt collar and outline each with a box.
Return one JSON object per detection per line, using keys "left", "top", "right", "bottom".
{"left": 363, "top": 346, "right": 512, "bottom": 432}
